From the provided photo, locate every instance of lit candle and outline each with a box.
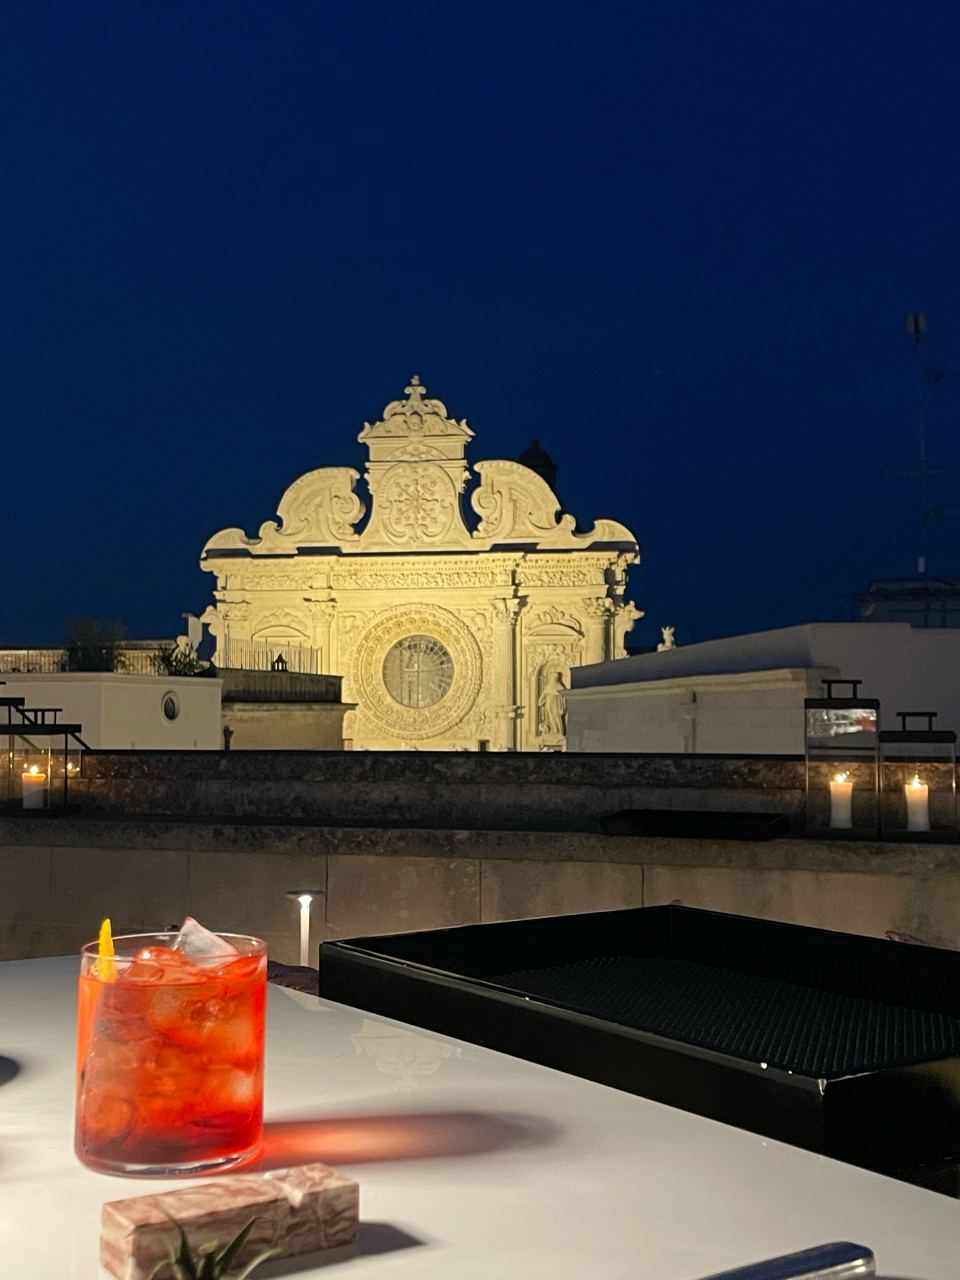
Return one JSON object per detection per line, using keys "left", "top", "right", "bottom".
{"left": 21, "top": 765, "right": 47, "bottom": 810}
{"left": 829, "top": 771, "right": 853, "bottom": 829}
{"left": 904, "top": 773, "right": 930, "bottom": 833}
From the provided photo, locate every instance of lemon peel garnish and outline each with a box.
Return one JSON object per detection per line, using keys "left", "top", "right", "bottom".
{"left": 97, "top": 917, "right": 116, "bottom": 981}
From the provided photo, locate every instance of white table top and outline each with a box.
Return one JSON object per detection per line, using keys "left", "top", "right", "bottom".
{"left": 1, "top": 956, "right": 958, "bottom": 1279}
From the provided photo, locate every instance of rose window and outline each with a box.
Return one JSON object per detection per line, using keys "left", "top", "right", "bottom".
{"left": 383, "top": 635, "right": 454, "bottom": 708}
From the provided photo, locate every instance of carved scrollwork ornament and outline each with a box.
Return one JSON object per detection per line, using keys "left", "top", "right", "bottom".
{"left": 490, "top": 597, "right": 525, "bottom": 625}
{"left": 251, "top": 608, "right": 310, "bottom": 637}
{"left": 219, "top": 602, "right": 251, "bottom": 624}
{"left": 582, "top": 596, "right": 614, "bottom": 620}
{"left": 530, "top": 606, "right": 583, "bottom": 634}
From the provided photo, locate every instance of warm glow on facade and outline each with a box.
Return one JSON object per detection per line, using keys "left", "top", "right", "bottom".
{"left": 200, "top": 377, "right": 641, "bottom": 750}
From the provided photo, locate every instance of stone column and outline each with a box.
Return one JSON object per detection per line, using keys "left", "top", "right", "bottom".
{"left": 217, "top": 602, "right": 251, "bottom": 669}
{"left": 512, "top": 599, "right": 530, "bottom": 750}
{"left": 491, "top": 598, "right": 523, "bottom": 751}
{"left": 582, "top": 597, "right": 613, "bottom": 664}
{"left": 506, "top": 704, "right": 523, "bottom": 753}
{"left": 310, "top": 600, "right": 337, "bottom": 673}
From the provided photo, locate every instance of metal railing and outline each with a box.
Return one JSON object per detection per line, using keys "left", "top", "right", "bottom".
{"left": 218, "top": 638, "right": 323, "bottom": 675}
{"left": 0, "top": 649, "right": 69, "bottom": 674}
{"left": 0, "top": 646, "right": 169, "bottom": 675}
{"left": 700, "top": 1242, "right": 874, "bottom": 1280}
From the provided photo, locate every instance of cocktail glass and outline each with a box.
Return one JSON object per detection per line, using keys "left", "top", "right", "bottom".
{"left": 75, "top": 931, "right": 267, "bottom": 1176}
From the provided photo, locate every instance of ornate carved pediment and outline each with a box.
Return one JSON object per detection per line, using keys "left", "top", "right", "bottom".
{"left": 382, "top": 463, "right": 459, "bottom": 542}
{"left": 359, "top": 378, "right": 474, "bottom": 551}
{"left": 359, "top": 375, "right": 474, "bottom": 464}
{"left": 202, "top": 468, "right": 365, "bottom": 558}
{"left": 471, "top": 460, "right": 638, "bottom": 551}
{"left": 360, "top": 460, "right": 473, "bottom": 551}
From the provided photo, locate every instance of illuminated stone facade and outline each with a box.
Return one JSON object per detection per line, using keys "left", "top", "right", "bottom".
{"left": 200, "top": 377, "right": 641, "bottom": 750}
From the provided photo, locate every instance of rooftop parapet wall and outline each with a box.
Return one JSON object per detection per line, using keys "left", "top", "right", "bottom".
{"left": 73, "top": 750, "right": 960, "bottom": 832}
{"left": 4, "top": 813, "right": 960, "bottom": 965}
{"left": 218, "top": 668, "right": 344, "bottom": 704}
{"left": 76, "top": 750, "right": 807, "bottom": 828}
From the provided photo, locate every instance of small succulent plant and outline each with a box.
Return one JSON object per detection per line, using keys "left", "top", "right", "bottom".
{"left": 150, "top": 1217, "right": 276, "bottom": 1280}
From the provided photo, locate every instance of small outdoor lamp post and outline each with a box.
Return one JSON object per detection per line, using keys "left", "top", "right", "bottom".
{"left": 804, "top": 679, "right": 880, "bottom": 836}
{"left": 286, "top": 889, "right": 325, "bottom": 967}
{"left": 879, "top": 712, "right": 957, "bottom": 839}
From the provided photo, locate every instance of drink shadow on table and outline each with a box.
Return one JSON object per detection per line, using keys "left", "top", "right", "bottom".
{"left": 245, "top": 1111, "right": 556, "bottom": 1273}
{"left": 255, "top": 1223, "right": 424, "bottom": 1275}
{"left": 256, "top": 1109, "right": 558, "bottom": 1169}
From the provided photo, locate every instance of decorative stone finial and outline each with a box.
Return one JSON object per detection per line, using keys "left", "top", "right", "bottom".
{"left": 373, "top": 375, "right": 461, "bottom": 430}
{"left": 402, "top": 375, "right": 430, "bottom": 412}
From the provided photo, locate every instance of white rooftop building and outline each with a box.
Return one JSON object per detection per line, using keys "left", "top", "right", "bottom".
{"left": 565, "top": 623, "right": 960, "bottom": 754}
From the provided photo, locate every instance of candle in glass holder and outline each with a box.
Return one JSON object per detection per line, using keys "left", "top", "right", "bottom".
{"left": 829, "top": 771, "right": 853, "bottom": 829}
{"left": 21, "top": 765, "right": 47, "bottom": 810}
{"left": 904, "top": 773, "right": 930, "bottom": 833}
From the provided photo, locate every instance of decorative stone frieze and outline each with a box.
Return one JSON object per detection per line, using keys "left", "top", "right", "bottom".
{"left": 519, "top": 561, "right": 612, "bottom": 588}
{"left": 330, "top": 565, "right": 515, "bottom": 591}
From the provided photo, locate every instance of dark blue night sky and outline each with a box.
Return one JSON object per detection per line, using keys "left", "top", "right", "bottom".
{"left": 4, "top": 2, "right": 959, "bottom": 647}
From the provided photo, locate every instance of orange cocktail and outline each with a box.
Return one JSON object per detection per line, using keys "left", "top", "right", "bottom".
{"left": 75, "top": 931, "right": 267, "bottom": 1175}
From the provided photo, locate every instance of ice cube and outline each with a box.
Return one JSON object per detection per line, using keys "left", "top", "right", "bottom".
{"left": 174, "top": 916, "right": 238, "bottom": 961}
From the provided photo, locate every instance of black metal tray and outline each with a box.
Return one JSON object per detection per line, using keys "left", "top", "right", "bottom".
{"left": 320, "top": 905, "right": 960, "bottom": 1180}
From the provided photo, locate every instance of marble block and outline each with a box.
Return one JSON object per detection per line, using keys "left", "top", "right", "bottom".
{"left": 100, "top": 1162, "right": 359, "bottom": 1280}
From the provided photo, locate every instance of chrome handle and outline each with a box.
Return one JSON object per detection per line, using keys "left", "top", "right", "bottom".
{"left": 700, "top": 1241, "right": 875, "bottom": 1280}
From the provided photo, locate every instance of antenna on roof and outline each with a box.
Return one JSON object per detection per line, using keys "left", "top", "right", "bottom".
{"left": 902, "top": 313, "right": 942, "bottom": 575}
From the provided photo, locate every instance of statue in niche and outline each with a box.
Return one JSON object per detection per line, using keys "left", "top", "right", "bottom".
{"left": 657, "top": 625, "right": 676, "bottom": 652}
{"left": 538, "top": 669, "right": 567, "bottom": 737}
